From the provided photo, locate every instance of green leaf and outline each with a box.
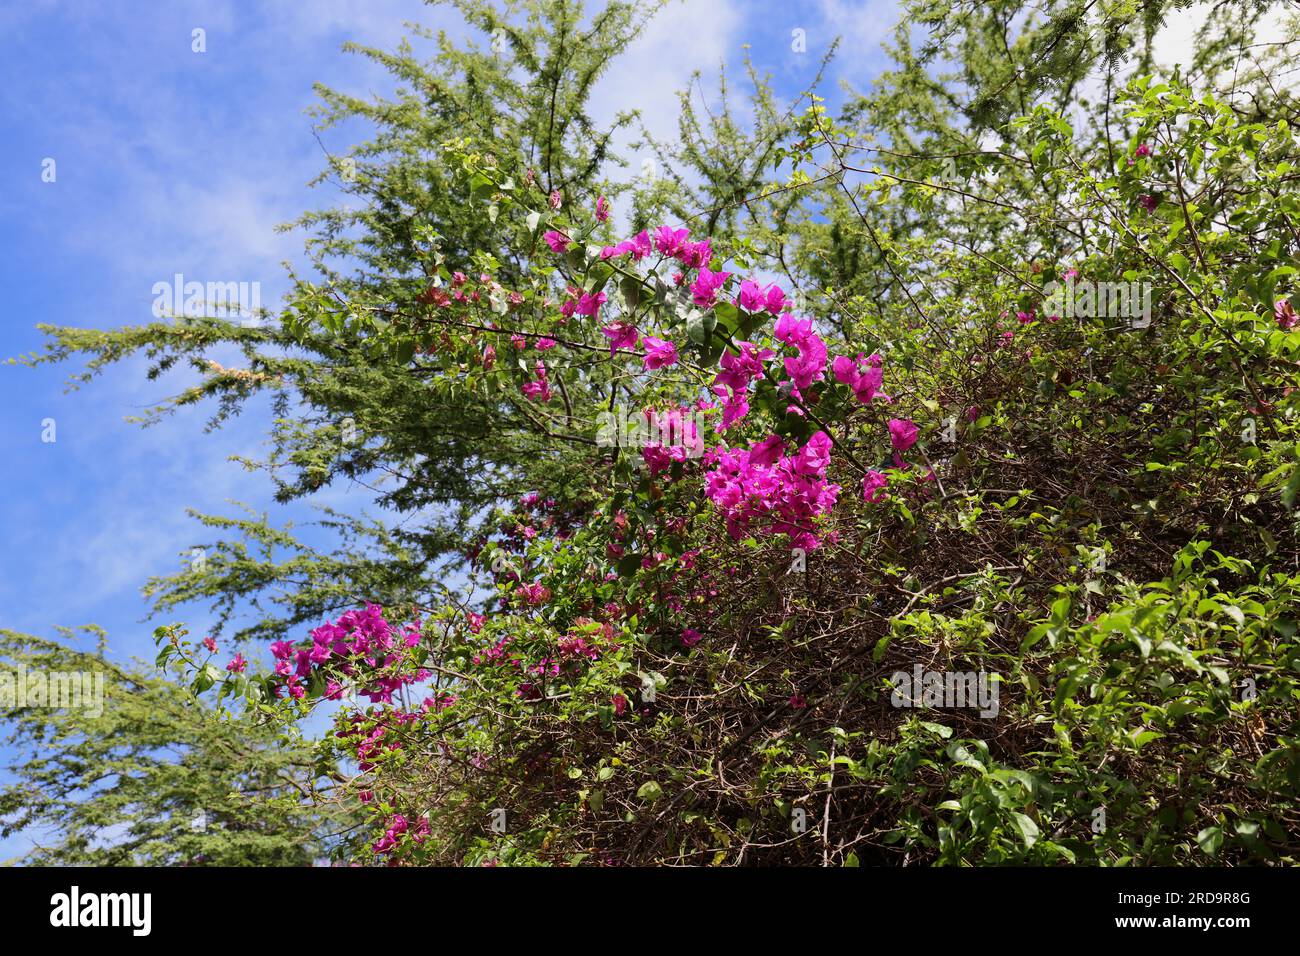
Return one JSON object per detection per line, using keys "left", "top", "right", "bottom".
{"left": 1010, "top": 812, "right": 1040, "bottom": 849}
{"left": 636, "top": 780, "right": 664, "bottom": 802}
{"left": 1282, "top": 466, "right": 1300, "bottom": 510}
{"left": 1196, "top": 826, "right": 1224, "bottom": 856}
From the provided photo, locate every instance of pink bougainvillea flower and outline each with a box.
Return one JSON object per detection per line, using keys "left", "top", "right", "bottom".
{"left": 1138, "top": 193, "right": 1159, "bottom": 212}
{"left": 625, "top": 229, "right": 653, "bottom": 261}
{"left": 774, "top": 313, "right": 828, "bottom": 391}
{"left": 703, "top": 430, "right": 841, "bottom": 550}
{"left": 681, "top": 628, "right": 703, "bottom": 648}
{"left": 226, "top": 653, "right": 247, "bottom": 673}
{"left": 548, "top": 190, "right": 563, "bottom": 210}
{"left": 1016, "top": 310, "right": 1035, "bottom": 325}
{"left": 612, "top": 693, "right": 627, "bottom": 716}
{"left": 602, "top": 230, "right": 653, "bottom": 262}
{"left": 202, "top": 636, "right": 217, "bottom": 654}
{"left": 861, "top": 469, "right": 889, "bottom": 503}
{"left": 764, "top": 284, "right": 787, "bottom": 314}
{"left": 832, "top": 352, "right": 887, "bottom": 404}
{"left": 511, "top": 334, "right": 527, "bottom": 350}
{"left": 691, "top": 266, "right": 731, "bottom": 308}
{"left": 602, "top": 321, "right": 640, "bottom": 356}
{"left": 748, "top": 434, "right": 785, "bottom": 468}
{"left": 793, "top": 429, "right": 833, "bottom": 476}
{"left": 831, "top": 355, "right": 858, "bottom": 384}
{"left": 1276, "top": 299, "right": 1298, "bottom": 330}
{"left": 735, "top": 279, "right": 787, "bottom": 314}
{"left": 595, "top": 195, "right": 610, "bottom": 222}
{"left": 712, "top": 341, "right": 773, "bottom": 432}
{"left": 520, "top": 360, "right": 552, "bottom": 403}
{"left": 576, "top": 291, "right": 608, "bottom": 318}
{"left": 888, "top": 418, "right": 919, "bottom": 452}
{"left": 655, "top": 226, "right": 690, "bottom": 257}
{"left": 466, "top": 612, "right": 486, "bottom": 634}
{"left": 640, "top": 406, "right": 705, "bottom": 474}
{"left": 1133, "top": 143, "right": 1152, "bottom": 158}
{"left": 518, "top": 582, "right": 551, "bottom": 605}
{"left": 736, "top": 278, "right": 766, "bottom": 313}
{"left": 542, "top": 230, "right": 570, "bottom": 253}
{"left": 535, "top": 337, "right": 557, "bottom": 350}
{"left": 677, "top": 238, "right": 713, "bottom": 269}
{"left": 641, "top": 335, "right": 679, "bottom": 369}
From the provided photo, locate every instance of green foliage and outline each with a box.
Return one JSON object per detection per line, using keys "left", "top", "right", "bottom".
{"left": 0, "top": 628, "right": 353, "bottom": 865}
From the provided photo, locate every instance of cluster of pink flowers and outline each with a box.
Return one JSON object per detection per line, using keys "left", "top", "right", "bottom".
{"left": 556, "top": 619, "right": 616, "bottom": 662}
{"left": 640, "top": 406, "right": 705, "bottom": 475}
{"left": 642, "top": 336, "right": 678, "bottom": 369}
{"left": 511, "top": 334, "right": 557, "bottom": 351}
{"left": 736, "top": 279, "right": 787, "bottom": 314}
{"left": 598, "top": 225, "right": 714, "bottom": 271}
{"left": 336, "top": 708, "right": 420, "bottom": 772}
{"left": 601, "top": 321, "right": 639, "bottom": 356}
{"left": 601, "top": 229, "right": 652, "bottom": 261}
{"left": 861, "top": 469, "right": 889, "bottom": 503}
{"left": 520, "top": 360, "right": 552, "bottom": 402}
{"left": 832, "top": 352, "right": 887, "bottom": 404}
{"left": 472, "top": 633, "right": 515, "bottom": 666}
{"left": 887, "top": 417, "right": 918, "bottom": 452}
{"left": 517, "top": 582, "right": 552, "bottom": 605}
{"left": 373, "top": 813, "right": 429, "bottom": 855}
{"left": 712, "top": 341, "right": 773, "bottom": 431}
{"left": 703, "top": 431, "right": 841, "bottom": 550}
{"left": 692, "top": 267, "right": 731, "bottom": 308}
{"left": 773, "top": 314, "right": 828, "bottom": 394}
{"left": 524, "top": 212, "right": 934, "bottom": 552}
{"left": 270, "top": 603, "right": 430, "bottom": 704}
{"left": 1276, "top": 298, "right": 1298, "bottom": 331}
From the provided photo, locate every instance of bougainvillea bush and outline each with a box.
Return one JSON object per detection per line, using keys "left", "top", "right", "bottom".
{"left": 150, "top": 67, "right": 1300, "bottom": 865}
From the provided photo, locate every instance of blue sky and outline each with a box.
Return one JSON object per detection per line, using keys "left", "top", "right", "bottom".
{"left": 0, "top": 0, "right": 906, "bottom": 859}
